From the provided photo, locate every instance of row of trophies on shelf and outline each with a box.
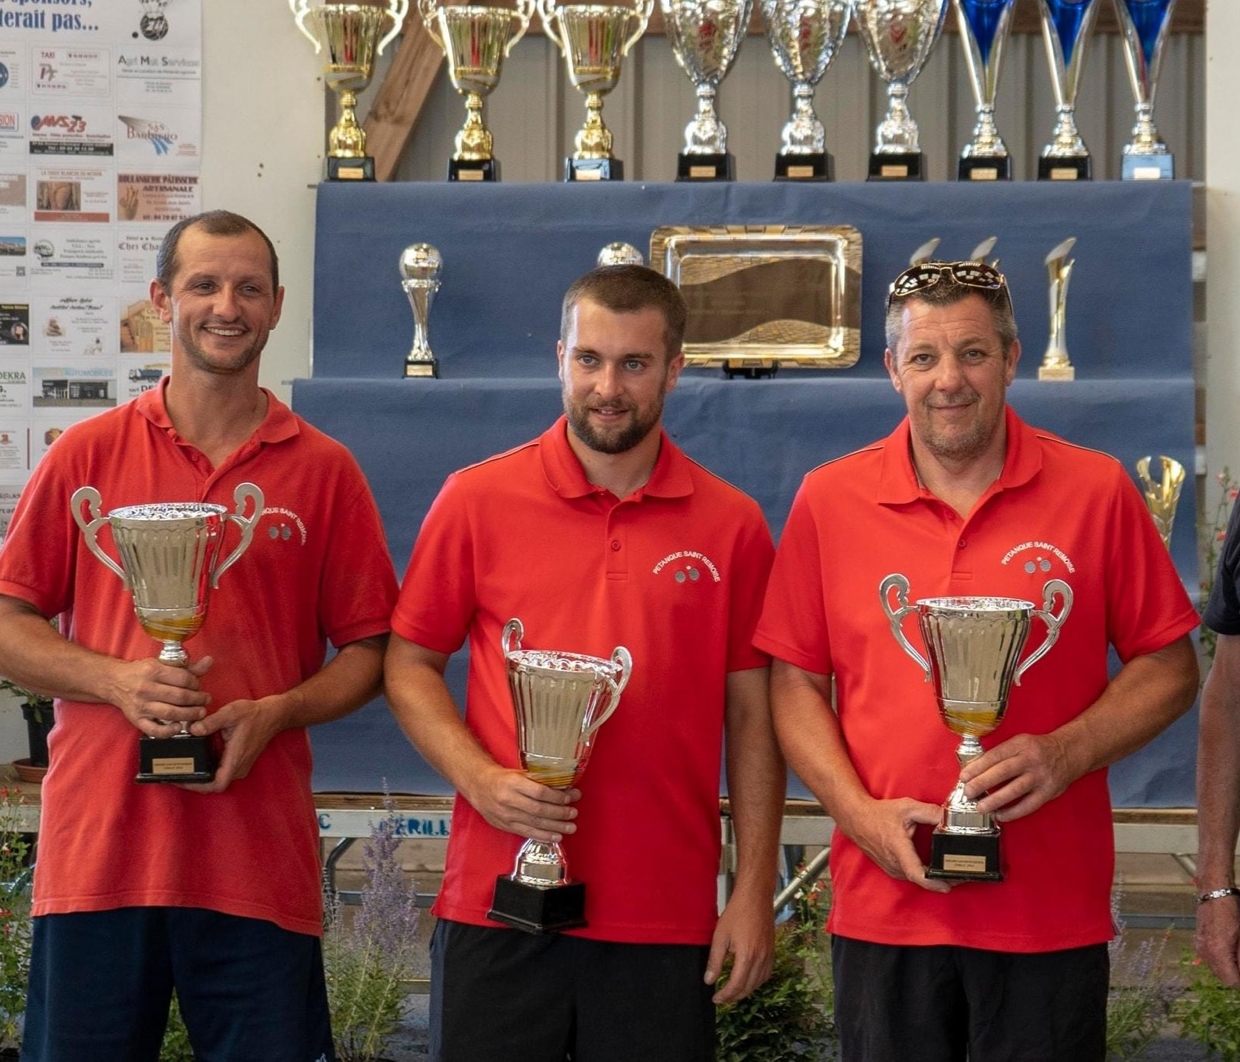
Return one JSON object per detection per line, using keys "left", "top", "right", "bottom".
{"left": 289, "top": 0, "right": 1179, "bottom": 183}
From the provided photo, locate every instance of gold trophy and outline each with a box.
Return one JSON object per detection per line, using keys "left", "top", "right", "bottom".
{"left": 290, "top": 0, "right": 409, "bottom": 181}
{"left": 420, "top": 0, "right": 535, "bottom": 181}
{"left": 72, "top": 483, "right": 265, "bottom": 783}
{"left": 538, "top": 0, "right": 654, "bottom": 181}
{"left": 1039, "top": 236, "right": 1076, "bottom": 381}
{"left": 1136, "top": 455, "right": 1185, "bottom": 550}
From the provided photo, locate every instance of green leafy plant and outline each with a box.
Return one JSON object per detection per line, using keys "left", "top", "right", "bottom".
{"left": 158, "top": 993, "right": 194, "bottom": 1062}
{"left": 1175, "top": 954, "right": 1240, "bottom": 1062}
{"left": 715, "top": 865, "right": 837, "bottom": 1062}
{"left": 1105, "top": 891, "right": 1181, "bottom": 1061}
{"left": 1199, "top": 467, "right": 1238, "bottom": 662}
{"left": 323, "top": 801, "right": 421, "bottom": 1062}
{"left": 0, "top": 790, "right": 32, "bottom": 1054}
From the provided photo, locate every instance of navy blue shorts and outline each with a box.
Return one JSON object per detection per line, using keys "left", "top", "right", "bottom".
{"left": 21, "top": 907, "right": 335, "bottom": 1062}
{"left": 832, "top": 935, "right": 1109, "bottom": 1062}
{"left": 430, "top": 919, "right": 716, "bottom": 1061}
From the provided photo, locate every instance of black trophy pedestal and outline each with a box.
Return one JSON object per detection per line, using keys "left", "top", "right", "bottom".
{"left": 488, "top": 875, "right": 587, "bottom": 934}
{"left": 868, "top": 153, "right": 925, "bottom": 181}
{"left": 1122, "top": 153, "right": 1174, "bottom": 181}
{"left": 136, "top": 733, "right": 216, "bottom": 784}
{"left": 925, "top": 829, "right": 1003, "bottom": 882}
{"left": 676, "top": 153, "right": 734, "bottom": 181}
{"left": 775, "top": 153, "right": 832, "bottom": 182}
{"left": 565, "top": 158, "right": 623, "bottom": 182}
{"left": 958, "top": 156, "right": 1012, "bottom": 182}
{"left": 327, "top": 156, "right": 376, "bottom": 182}
{"left": 1038, "top": 156, "right": 1091, "bottom": 181}
{"left": 449, "top": 158, "right": 499, "bottom": 182}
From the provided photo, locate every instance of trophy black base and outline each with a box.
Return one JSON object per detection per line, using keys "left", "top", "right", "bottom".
{"left": 926, "top": 830, "right": 1003, "bottom": 882}
{"left": 676, "top": 153, "right": 734, "bottom": 182}
{"left": 958, "top": 156, "right": 1012, "bottom": 182}
{"left": 724, "top": 360, "right": 779, "bottom": 380}
{"left": 136, "top": 734, "right": 216, "bottom": 784}
{"left": 1038, "top": 156, "right": 1091, "bottom": 182}
{"left": 867, "top": 153, "right": 925, "bottom": 181}
{"left": 404, "top": 359, "right": 440, "bottom": 379}
{"left": 449, "top": 157, "right": 499, "bottom": 182}
{"left": 487, "top": 875, "right": 587, "bottom": 934}
{"left": 327, "top": 156, "right": 376, "bottom": 182}
{"left": 564, "top": 157, "right": 623, "bottom": 182}
{"left": 774, "top": 153, "right": 832, "bottom": 182}
{"left": 1122, "top": 153, "right": 1174, "bottom": 181}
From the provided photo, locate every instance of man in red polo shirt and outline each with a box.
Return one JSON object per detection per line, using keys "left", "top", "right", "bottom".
{"left": 755, "top": 260, "right": 1199, "bottom": 1061}
{"left": 385, "top": 265, "right": 783, "bottom": 1061}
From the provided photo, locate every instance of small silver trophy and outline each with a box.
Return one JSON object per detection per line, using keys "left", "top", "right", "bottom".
{"left": 880, "top": 573, "right": 1072, "bottom": 881}
{"left": 488, "top": 618, "right": 632, "bottom": 932}
{"left": 1036, "top": 0, "right": 1100, "bottom": 181}
{"left": 1115, "top": 0, "right": 1177, "bottom": 180}
{"left": 1136, "top": 455, "right": 1185, "bottom": 549}
{"left": 597, "top": 242, "right": 645, "bottom": 267}
{"left": 663, "top": 0, "right": 752, "bottom": 181}
{"left": 72, "top": 482, "right": 265, "bottom": 783}
{"left": 760, "top": 0, "right": 853, "bottom": 181}
{"left": 953, "top": 0, "right": 1017, "bottom": 181}
{"left": 400, "top": 243, "right": 442, "bottom": 379}
{"left": 1039, "top": 236, "right": 1076, "bottom": 381}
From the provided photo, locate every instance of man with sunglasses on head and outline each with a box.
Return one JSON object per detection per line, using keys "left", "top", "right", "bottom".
{"left": 755, "top": 260, "right": 1199, "bottom": 1061}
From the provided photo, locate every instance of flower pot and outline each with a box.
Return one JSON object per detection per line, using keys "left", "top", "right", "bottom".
{"left": 20, "top": 701, "right": 53, "bottom": 769}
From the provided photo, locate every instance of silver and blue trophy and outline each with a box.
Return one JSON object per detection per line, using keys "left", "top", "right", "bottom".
{"left": 953, "top": 0, "right": 1016, "bottom": 181}
{"left": 1115, "top": 0, "right": 1177, "bottom": 180}
{"left": 1036, "top": 0, "right": 1100, "bottom": 181}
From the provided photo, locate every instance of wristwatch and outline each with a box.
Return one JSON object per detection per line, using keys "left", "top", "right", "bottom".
{"left": 1196, "top": 887, "right": 1240, "bottom": 905}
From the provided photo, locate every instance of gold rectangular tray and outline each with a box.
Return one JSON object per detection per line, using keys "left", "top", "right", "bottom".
{"left": 649, "top": 224, "right": 862, "bottom": 370}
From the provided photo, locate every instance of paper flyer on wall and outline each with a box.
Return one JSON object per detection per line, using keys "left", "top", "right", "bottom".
{"left": 0, "top": 0, "right": 201, "bottom": 482}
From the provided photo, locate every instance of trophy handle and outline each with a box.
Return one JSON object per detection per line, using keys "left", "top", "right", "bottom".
{"left": 621, "top": 0, "right": 654, "bottom": 56}
{"left": 879, "top": 573, "right": 931, "bottom": 678}
{"left": 418, "top": 0, "right": 444, "bottom": 47}
{"left": 70, "top": 486, "right": 128, "bottom": 585}
{"left": 288, "top": 0, "right": 322, "bottom": 51}
{"left": 379, "top": 0, "right": 411, "bottom": 53}
{"left": 582, "top": 645, "right": 632, "bottom": 739}
{"left": 212, "top": 482, "right": 265, "bottom": 588}
{"left": 1015, "top": 578, "right": 1073, "bottom": 683}
{"left": 501, "top": 617, "right": 525, "bottom": 657}
{"left": 507, "top": 0, "right": 536, "bottom": 55}
{"left": 536, "top": 0, "right": 566, "bottom": 52}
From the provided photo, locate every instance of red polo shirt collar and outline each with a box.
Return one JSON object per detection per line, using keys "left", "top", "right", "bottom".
{"left": 134, "top": 376, "right": 301, "bottom": 447}
{"left": 539, "top": 415, "right": 694, "bottom": 500}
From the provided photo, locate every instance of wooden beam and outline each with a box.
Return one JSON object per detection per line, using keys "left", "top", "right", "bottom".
{"left": 363, "top": 18, "right": 444, "bottom": 182}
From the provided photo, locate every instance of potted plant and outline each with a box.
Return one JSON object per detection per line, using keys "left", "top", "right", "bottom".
{"left": 0, "top": 618, "right": 57, "bottom": 780}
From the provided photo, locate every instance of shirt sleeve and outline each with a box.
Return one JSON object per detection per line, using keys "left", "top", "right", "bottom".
{"left": 1205, "top": 495, "right": 1240, "bottom": 635}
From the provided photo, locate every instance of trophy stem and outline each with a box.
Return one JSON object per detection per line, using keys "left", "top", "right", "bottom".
{"left": 964, "top": 104, "right": 1007, "bottom": 158}
{"left": 512, "top": 838, "right": 570, "bottom": 886}
{"left": 781, "top": 84, "right": 825, "bottom": 155}
{"left": 455, "top": 93, "right": 495, "bottom": 161}
{"left": 329, "top": 89, "right": 367, "bottom": 159}
{"left": 574, "top": 93, "right": 613, "bottom": 160}
{"left": 1126, "top": 103, "right": 1166, "bottom": 156}
{"left": 1047, "top": 104, "right": 1086, "bottom": 157}
{"left": 157, "top": 641, "right": 190, "bottom": 668}
{"left": 876, "top": 82, "right": 919, "bottom": 153}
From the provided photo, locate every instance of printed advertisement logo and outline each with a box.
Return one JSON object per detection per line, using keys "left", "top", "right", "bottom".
{"left": 0, "top": 113, "right": 17, "bottom": 134}
{"left": 30, "top": 115, "right": 87, "bottom": 135}
{"left": 119, "top": 115, "right": 178, "bottom": 156}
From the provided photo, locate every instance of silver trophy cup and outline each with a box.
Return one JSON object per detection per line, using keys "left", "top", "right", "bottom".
{"left": 1036, "top": 0, "right": 1101, "bottom": 180}
{"left": 759, "top": 0, "right": 853, "bottom": 181}
{"left": 880, "top": 573, "right": 1072, "bottom": 881}
{"left": 488, "top": 617, "right": 632, "bottom": 932}
{"left": 855, "top": 0, "right": 949, "bottom": 181}
{"left": 400, "top": 243, "right": 442, "bottom": 379}
{"left": 663, "top": 0, "right": 752, "bottom": 181}
{"left": 72, "top": 482, "right": 264, "bottom": 783}
{"left": 953, "top": 0, "right": 1017, "bottom": 181}
{"left": 1115, "top": 0, "right": 1176, "bottom": 180}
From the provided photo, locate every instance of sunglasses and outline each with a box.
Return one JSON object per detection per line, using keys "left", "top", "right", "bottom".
{"left": 887, "top": 260, "right": 1012, "bottom": 313}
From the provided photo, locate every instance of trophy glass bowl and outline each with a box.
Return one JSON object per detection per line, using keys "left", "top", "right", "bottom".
{"left": 854, "top": 0, "right": 949, "bottom": 181}
{"left": 420, "top": 0, "right": 535, "bottom": 180}
{"left": 662, "top": 0, "right": 753, "bottom": 181}
{"left": 759, "top": 0, "right": 853, "bottom": 181}
{"left": 538, "top": 0, "right": 654, "bottom": 181}
{"left": 487, "top": 617, "right": 632, "bottom": 932}
{"left": 289, "top": 0, "right": 409, "bottom": 181}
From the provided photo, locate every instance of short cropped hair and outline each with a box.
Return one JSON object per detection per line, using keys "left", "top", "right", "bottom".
{"left": 155, "top": 210, "right": 279, "bottom": 292}
{"left": 561, "top": 265, "right": 687, "bottom": 360}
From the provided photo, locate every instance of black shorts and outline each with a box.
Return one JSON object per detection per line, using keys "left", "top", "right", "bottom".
{"left": 831, "top": 935, "right": 1109, "bottom": 1062}
{"left": 430, "top": 919, "right": 716, "bottom": 1061}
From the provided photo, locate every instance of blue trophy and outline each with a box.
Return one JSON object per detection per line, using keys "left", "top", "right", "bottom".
{"left": 1036, "top": 0, "right": 1101, "bottom": 181}
{"left": 954, "top": 0, "right": 1017, "bottom": 181}
{"left": 1115, "top": 0, "right": 1177, "bottom": 180}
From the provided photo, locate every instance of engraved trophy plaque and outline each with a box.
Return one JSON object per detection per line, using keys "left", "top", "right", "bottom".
{"left": 1036, "top": 0, "right": 1100, "bottom": 181}
{"left": 663, "top": 0, "right": 752, "bottom": 181}
{"left": 760, "top": 0, "right": 853, "bottom": 182}
{"left": 400, "top": 243, "right": 442, "bottom": 378}
{"left": 1136, "top": 454, "right": 1185, "bottom": 549}
{"left": 855, "top": 0, "right": 949, "bottom": 181}
{"left": 420, "top": 0, "right": 535, "bottom": 181}
{"left": 72, "top": 483, "right": 265, "bottom": 783}
{"left": 953, "top": 0, "right": 1017, "bottom": 181}
{"left": 290, "top": 0, "right": 410, "bottom": 181}
{"left": 881, "top": 573, "right": 1072, "bottom": 881}
{"left": 1039, "top": 236, "right": 1076, "bottom": 381}
{"left": 1115, "top": 0, "right": 1176, "bottom": 180}
{"left": 488, "top": 618, "right": 632, "bottom": 932}
{"left": 539, "top": 0, "right": 654, "bottom": 181}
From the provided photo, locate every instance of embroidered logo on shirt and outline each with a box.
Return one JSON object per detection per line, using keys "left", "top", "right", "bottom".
{"left": 999, "top": 540, "right": 1077, "bottom": 576}
{"left": 653, "top": 550, "right": 721, "bottom": 584}
{"left": 263, "top": 506, "right": 307, "bottom": 545}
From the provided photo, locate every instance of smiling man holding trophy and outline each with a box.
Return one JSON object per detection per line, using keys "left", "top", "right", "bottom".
{"left": 385, "top": 264, "right": 782, "bottom": 1060}
{"left": 0, "top": 210, "right": 397, "bottom": 1060}
{"left": 756, "top": 259, "right": 1198, "bottom": 1060}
